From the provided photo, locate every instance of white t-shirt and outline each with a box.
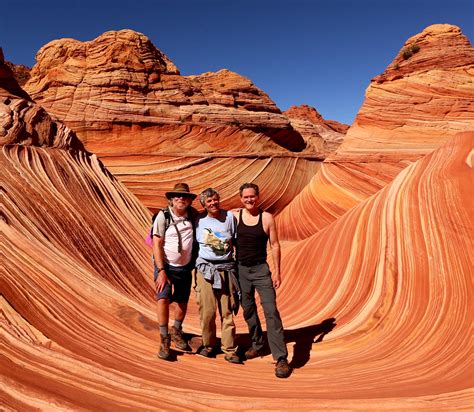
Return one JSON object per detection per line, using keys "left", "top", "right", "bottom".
{"left": 195, "top": 210, "right": 236, "bottom": 262}
{"left": 152, "top": 208, "right": 193, "bottom": 267}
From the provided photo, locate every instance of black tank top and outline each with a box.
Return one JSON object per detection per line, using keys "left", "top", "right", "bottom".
{"left": 237, "top": 209, "right": 269, "bottom": 265}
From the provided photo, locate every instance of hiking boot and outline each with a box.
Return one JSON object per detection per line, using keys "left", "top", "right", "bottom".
{"left": 158, "top": 334, "right": 171, "bottom": 360}
{"left": 245, "top": 347, "right": 264, "bottom": 360}
{"left": 224, "top": 352, "right": 242, "bottom": 364}
{"left": 275, "top": 357, "right": 292, "bottom": 378}
{"left": 170, "top": 326, "right": 188, "bottom": 351}
{"left": 198, "top": 346, "right": 216, "bottom": 358}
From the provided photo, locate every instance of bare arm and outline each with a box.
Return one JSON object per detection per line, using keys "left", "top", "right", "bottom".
{"left": 265, "top": 212, "right": 282, "bottom": 288}
{"left": 153, "top": 234, "right": 169, "bottom": 293}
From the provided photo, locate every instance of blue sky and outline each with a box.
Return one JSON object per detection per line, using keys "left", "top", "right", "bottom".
{"left": 1, "top": 0, "right": 473, "bottom": 124}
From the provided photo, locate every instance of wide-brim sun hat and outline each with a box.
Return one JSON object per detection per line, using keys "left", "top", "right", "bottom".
{"left": 165, "top": 183, "right": 197, "bottom": 200}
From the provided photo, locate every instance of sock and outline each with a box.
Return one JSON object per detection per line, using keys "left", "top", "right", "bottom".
{"left": 174, "top": 319, "right": 183, "bottom": 330}
{"left": 160, "top": 325, "right": 168, "bottom": 336}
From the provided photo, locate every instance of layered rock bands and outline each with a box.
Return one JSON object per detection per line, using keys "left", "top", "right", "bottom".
{"left": 2, "top": 25, "right": 473, "bottom": 410}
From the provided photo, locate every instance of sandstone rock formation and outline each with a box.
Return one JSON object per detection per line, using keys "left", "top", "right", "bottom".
{"left": 277, "top": 24, "right": 474, "bottom": 240}
{"left": 5, "top": 61, "right": 30, "bottom": 86}
{"left": 277, "top": 132, "right": 473, "bottom": 404}
{"left": 2, "top": 26, "right": 473, "bottom": 410}
{"left": 284, "top": 104, "right": 349, "bottom": 154}
{"left": 0, "top": 48, "right": 82, "bottom": 150}
{"left": 3, "top": 115, "right": 472, "bottom": 409}
{"left": 23, "top": 29, "right": 323, "bottom": 211}
{"left": 24, "top": 30, "right": 300, "bottom": 143}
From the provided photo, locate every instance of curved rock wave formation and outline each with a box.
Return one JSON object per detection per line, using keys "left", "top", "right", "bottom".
{"left": 73, "top": 123, "right": 322, "bottom": 212}
{"left": 277, "top": 24, "right": 474, "bottom": 240}
{"left": 3, "top": 133, "right": 472, "bottom": 409}
{"left": 22, "top": 29, "right": 327, "bottom": 212}
{"left": 276, "top": 132, "right": 473, "bottom": 402}
{"left": 2, "top": 26, "right": 473, "bottom": 410}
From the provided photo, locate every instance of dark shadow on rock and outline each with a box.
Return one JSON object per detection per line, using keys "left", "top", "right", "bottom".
{"left": 285, "top": 318, "right": 336, "bottom": 369}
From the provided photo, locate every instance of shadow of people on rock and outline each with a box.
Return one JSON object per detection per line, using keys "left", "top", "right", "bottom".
{"left": 285, "top": 318, "right": 336, "bottom": 369}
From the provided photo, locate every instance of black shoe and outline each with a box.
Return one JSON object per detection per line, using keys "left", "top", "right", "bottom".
{"left": 245, "top": 347, "right": 264, "bottom": 360}
{"left": 158, "top": 334, "right": 171, "bottom": 360}
{"left": 275, "top": 358, "right": 292, "bottom": 378}
{"left": 224, "top": 352, "right": 242, "bottom": 364}
{"left": 198, "top": 346, "right": 216, "bottom": 358}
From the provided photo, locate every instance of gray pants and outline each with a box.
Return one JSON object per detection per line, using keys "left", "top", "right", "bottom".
{"left": 238, "top": 262, "right": 287, "bottom": 361}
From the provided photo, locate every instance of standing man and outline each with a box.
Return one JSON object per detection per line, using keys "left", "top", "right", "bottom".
{"left": 235, "top": 182, "right": 292, "bottom": 378}
{"left": 153, "top": 183, "right": 197, "bottom": 360}
{"left": 194, "top": 188, "right": 241, "bottom": 364}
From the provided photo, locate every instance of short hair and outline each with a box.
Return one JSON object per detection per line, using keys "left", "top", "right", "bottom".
{"left": 200, "top": 188, "right": 220, "bottom": 207}
{"left": 239, "top": 182, "right": 259, "bottom": 197}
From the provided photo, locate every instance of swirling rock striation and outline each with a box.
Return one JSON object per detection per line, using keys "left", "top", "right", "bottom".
{"left": 278, "top": 24, "right": 474, "bottom": 240}
{"left": 23, "top": 30, "right": 323, "bottom": 211}
{"left": 277, "top": 132, "right": 473, "bottom": 403}
{"left": 24, "top": 29, "right": 305, "bottom": 152}
{"left": 3, "top": 132, "right": 472, "bottom": 409}
{"left": 2, "top": 25, "right": 473, "bottom": 410}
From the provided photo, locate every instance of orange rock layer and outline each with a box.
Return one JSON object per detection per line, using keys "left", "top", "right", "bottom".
{"left": 24, "top": 29, "right": 300, "bottom": 146}
{"left": 2, "top": 26, "right": 473, "bottom": 410}
{"left": 277, "top": 133, "right": 473, "bottom": 400}
{"left": 278, "top": 24, "right": 474, "bottom": 240}
{"left": 22, "top": 30, "right": 325, "bottom": 211}
{"left": 3, "top": 134, "right": 472, "bottom": 409}
{"left": 95, "top": 123, "right": 321, "bottom": 212}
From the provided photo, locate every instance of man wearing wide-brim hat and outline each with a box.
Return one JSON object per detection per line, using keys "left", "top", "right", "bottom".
{"left": 165, "top": 183, "right": 198, "bottom": 201}
{"left": 152, "top": 182, "right": 198, "bottom": 360}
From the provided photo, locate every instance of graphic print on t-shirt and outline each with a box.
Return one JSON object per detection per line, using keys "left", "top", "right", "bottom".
{"left": 204, "top": 228, "right": 231, "bottom": 255}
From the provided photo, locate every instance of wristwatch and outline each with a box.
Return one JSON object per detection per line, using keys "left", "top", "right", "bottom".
{"left": 157, "top": 268, "right": 165, "bottom": 272}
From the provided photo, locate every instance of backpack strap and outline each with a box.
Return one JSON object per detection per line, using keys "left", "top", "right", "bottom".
{"left": 163, "top": 207, "right": 183, "bottom": 253}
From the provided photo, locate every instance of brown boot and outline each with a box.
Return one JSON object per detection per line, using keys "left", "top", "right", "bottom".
{"left": 170, "top": 326, "right": 188, "bottom": 351}
{"left": 224, "top": 352, "right": 242, "bottom": 364}
{"left": 158, "top": 334, "right": 171, "bottom": 360}
{"left": 275, "top": 357, "right": 292, "bottom": 378}
{"left": 245, "top": 347, "right": 264, "bottom": 360}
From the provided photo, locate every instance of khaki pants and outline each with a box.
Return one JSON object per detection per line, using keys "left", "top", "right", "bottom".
{"left": 195, "top": 270, "right": 237, "bottom": 354}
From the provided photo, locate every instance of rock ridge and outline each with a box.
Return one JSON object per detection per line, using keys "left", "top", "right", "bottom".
{"left": 24, "top": 29, "right": 304, "bottom": 151}
{"left": 284, "top": 104, "right": 349, "bottom": 154}
{"left": 0, "top": 48, "right": 83, "bottom": 150}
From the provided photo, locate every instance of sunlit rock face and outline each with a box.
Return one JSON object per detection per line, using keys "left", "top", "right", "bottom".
{"left": 3, "top": 128, "right": 472, "bottom": 408}
{"left": 2, "top": 27, "right": 473, "bottom": 410}
{"left": 277, "top": 133, "right": 473, "bottom": 404}
{"left": 277, "top": 24, "right": 474, "bottom": 240}
{"left": 284, "top": 104, "right": 349, "bottom": 154}
{"left": 23, "top": 29, "right": 321, "bottom": 211}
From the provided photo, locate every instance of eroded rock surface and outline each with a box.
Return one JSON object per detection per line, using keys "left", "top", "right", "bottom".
{"left": 23, "top": 30, "right": 321, "bottom": 210}
{"left": 2, "top": 26, "right": 473, "bottom": 410}
{"left": 24, "top": 29, "right": 304, "bottom": 151}
{"left": 278, "top": 24, "right": 474, "bottom": 240}
{"left": 0, "top": 48, "right": 82, "bottom": 150}
{"left": 284, "top": 104, "right": 349, "bottom": 154}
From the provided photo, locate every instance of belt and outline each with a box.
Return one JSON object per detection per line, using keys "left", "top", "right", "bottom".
{"left": 238, "top": 259, "right": 267, "bottom": 267}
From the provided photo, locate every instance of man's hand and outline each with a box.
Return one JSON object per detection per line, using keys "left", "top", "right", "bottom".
{"left": 155, "top": 270, "right": 170, "bottom": 293}
{"left": 272, "top": 273, "right": 281, "bottom": 289}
